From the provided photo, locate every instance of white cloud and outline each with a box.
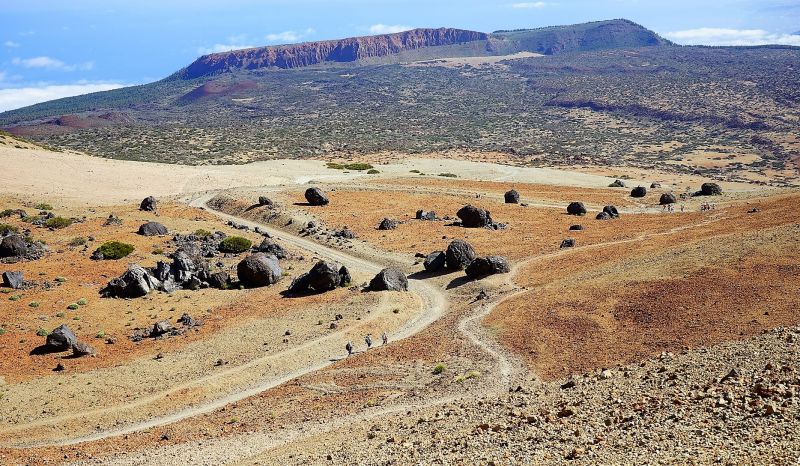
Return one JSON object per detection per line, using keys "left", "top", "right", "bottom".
{"left": 0, "top": 83, "right": 126, "bottom": 113}
{"left": 368, "top": 24, "right": 413, "bottom": 34}
{"left": 511, "top": 2, "right": 548, "bottom": 8}
{"left": 4, "top": 40, "right": 20, "bottom": 48}
{"left": 0, "top": 71, "right": 6, "bottom": 82}
{"left": 11, "top": 56, "right": 93, "bottom": 71}
{"left": 664, "top": 28, "right": 800, "bottom": 46}
{"left": 265, "top": 28, "right": 315, "bottom": 44}
{"left": 197, "top": 43, "right": 256, "bottom": 54}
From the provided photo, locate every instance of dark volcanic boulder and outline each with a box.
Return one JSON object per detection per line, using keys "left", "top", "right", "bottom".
{"left": 504, "top": 190, "right": 520, "bottom": 204}
{"left": 257, "top": 239, "right": 288, "bottom": 259}
{"left": 566, "top": 202, "right": 587, "bottom": 216}
{"left": 72, "top": 341, "right": 96, "bottom": 357}
{"left": 207, "top": 271, "right": 231, "bottom": 289}
{"left": 660, "top": 193, "right": 677, "bottom": 205}
{"left": 560, "top": 238, "right": 576, "bottom": 248}
{"left": 2, "top": 271, "right": 23, "bottom": 289}
{"left": 602, "top": 205, "right": 620, "bottom": 218}
{"left": 258, "top": 196, "right": 274, "bottom": 207}
{"left": 338, "top": 266, "right": 351, "bottom": 287}
{"left": 423, "top": 251, "right": 446, "bottom": 272}
{"left": 305, "top": 187, "right": 329, "bottom": 206}
{"left": 446, "top": 239, "right": 476, "bottom": 270}
{"left": 307, "top": 261, "right": 341, "bottom": 292}
{"left": 596, "top": 211, "right": 611, "bottom": 220}
{"left": 46, "top": 324, "right": 76, "bottom": 352}
{"left": 237, "top": 253, "right": 281, "bottom": 287}
{"left": 288, "top": 273, "right": 311, "bottom": 294}
{"left": 378, "top": 218, "right": 399, "bottom": 230}
{"left": 171, "top": 250, "right": 197, "bottom": 283}
{"left": 630, "top": 186, "right": 647, "bottom": 198}
{"left": 151, "top": 320, "right": 174, "bottom": 337}
{"left": 369, "top": 268, "right": 408, "bottom": 291}
{"left": 140, "top": 196, "right": 157, "bottom": 212}
{"left": 137, "top": 221, "right": 168, "bottom": 236}
{"left": 0, "top": 234, "right": 28, "bottom": 258}
{"left": 465, "top": 256, "right": 510, "bottom": 279}
{"left": 701, "top": 183, "right": 723, "bottom": 196}
{"left": 102, "top": 264, "right": 161, "bottom": 298}
{"left": 456, "top": 205, "right": 493, "bottom": 228}
{"left": 569, "top": 224, "right": 583, "bottom": 231}
{"left": 650, "top": 182, "right": 662, "bottom": 189}
{"left": 609, "top": 179, "right": 627, "bottom": 188}
{"left": 415, "top": 210, "right": 437, "bottom": 221}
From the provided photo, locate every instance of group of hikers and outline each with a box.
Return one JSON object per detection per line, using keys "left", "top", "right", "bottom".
{"left": 345, "top": 332, "right": 388, "bottom": 356}
{"left": 661, "top": 203, "right": 716, "bottom": 213}
{"left": 700, "top": 202, "right": 716, "bottom": 211}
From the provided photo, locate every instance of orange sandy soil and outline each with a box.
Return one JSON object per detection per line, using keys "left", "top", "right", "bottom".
{"left": 0, "top": 199, "right": 350, "bottom": 383}
{"left": 485, "top": 191, "right": 800, "bottom": 380}
{"left": 288, "top": 182, "right": 712, "bottom": 264}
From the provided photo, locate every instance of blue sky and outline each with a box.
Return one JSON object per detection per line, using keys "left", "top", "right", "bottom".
{"left": 1, "top": 0, "right": 799, "bottom": 112}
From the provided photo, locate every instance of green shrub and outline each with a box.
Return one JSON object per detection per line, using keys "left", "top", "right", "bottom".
{"left": 218, "top": 236, "right": 252, "bottom": 254}
{"left": 45, "top": 217, "right": 73, "bottom": 229}
{"left": 0, "top": 223, "right": 18, "bottom": 235}
{"left": 9, "top": 294, "right": 21, "bottom": 301}
{"left": 95, "top": 241, "right": 135, "bottom": 259}
{"left": 56, "top": 312, "right": 64, "bottom": 317}
{"left": 367, "top": 169, "right": 380, "bottom": 174}
{"left": 433, "top": 363, "right": 446, "bottom": 375}
{"left": 67, "top": 303, "right": 79, "bottom": 310}
{"left": 77, "top": 298, "right": 88, "bottom": 305}
{"left": 68, "top": 237, "right": 87, "bottom": 247}
{"left": 326, "top": 162, "right": 345, "bottom": 170}
{"left": 438, "top": 173, "right": 458, "bottom": 178}
{"left": 54, "top": 276, "right": 67, "bottom": 283}
{"left": 35, "top": 203, "right": 53, "bottom": 211}
{"left": 194, "top": 229, "right": 213, "bottom": 238}
{"left": 409, "top": 169, "right": 421, "bottom": 173}
{"left": 96, "top": 331, "right": 105, "bottom": 338}
{"left": 327, "top": 162, "right": 374, "bottom": 171}
{"left": 0, "top": 209, "right": 16, "bottom": 218}
{"left": 0, "top": 328, "right": 5, "bottom": 335}
{"left": 28, "top": 301, "right": 39, "bottom": 308}
{"left": 36, "top": 328, "right": 49, "bottom": 337}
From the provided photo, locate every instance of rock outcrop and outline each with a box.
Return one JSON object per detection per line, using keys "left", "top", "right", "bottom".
{"left": 182, "top": 28, "right": 490, "bottom": 78}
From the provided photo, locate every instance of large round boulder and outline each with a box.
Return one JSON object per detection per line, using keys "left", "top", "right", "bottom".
{"left": 369, "top": 268, "right": 408, "bottom": 292}
{"left": 602, "top": 205, "right": 620, "bottom": 218}
{"left": 237, "top": 253, "right": 282, "bottom": 288}
{"left": 102, "top": 264, "right": 161, "bottom": 298}
{"left": 137, "top": 221, "right": 168, "bottom": 236}
{"left": 423, "top": 251, "right": 446, "bottom": 272}
{"left": 446, "top": 239, "right": 476, "bottom": 270}
{"left": 456, "top": 205, "right": 493, "bottom": 228}
{"left": 46, "top": 324, "right": 77, "bottom": 352}
{"left": 0, "top": 234, "right": 27, "bottom": 258}
{"left": 140, "top": 196, "right": 157, "bottom": 212}
{"left": 465, "top": 256, "right": 510, "bottom": 279}
{"left": 305, "top": 187, "right": 330, "bottom": 206}
{"left": 504, "top": 190, "right": 520, "bottom": 204}
{"left": 659, "top": 193, "right": 677, "bottom": 205}
{"left": 701, "top": 183, "right": 723, "bottom": 196}
{"left": 306, "top": 261, "right": 341, "bottom": 292}
{"left": 630, "top": 186, "right": 647, "bottom": 198}
{"left": 566, "top": 202, "right": 587, "bottom": 216}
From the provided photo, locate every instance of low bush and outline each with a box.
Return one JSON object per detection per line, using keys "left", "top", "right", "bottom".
{"left": 438, "top": 173, "right": 458, "bottom": 178}
{"left": 36, "top": 328, "right": 48, "bottom": 337}
{"left": 0, "top": 223, "right": 18, "bottom": 235}
{"left": 218, "top": 236, "right": 252, "bottom": 254}
{"left": 433, "top": 363, "right": 446, "bottom": 375}
{"left": 367, "top": 169, "right": 380, "bottom": 174}
{"left": 45, "top": 217, "right": 73, "bottom": 229}
{"left": 67, "top": 303, "right": 79, "bottom": 310}
{"left": 194, "top": 229, "right": 213, "bottom": 238}
{"left": 68, "top": 237, "right": 87, "bottom": 247}
{"left": 95, "top": 241, "right": 135, "bottom": 260}
{"left": 35, "top": 203, "right": 53, "bottom": 211}
{"left": 327, "top": 162, "right": 374, "bottom": 171}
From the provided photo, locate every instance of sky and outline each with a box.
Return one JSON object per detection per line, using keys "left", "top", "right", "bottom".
{"left": 1, "top": 0, "right": 799, "bottom": 112}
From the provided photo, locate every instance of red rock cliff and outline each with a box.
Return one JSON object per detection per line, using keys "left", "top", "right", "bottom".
{"left": 182, "top": 28, "right": 489, "bottom": 78}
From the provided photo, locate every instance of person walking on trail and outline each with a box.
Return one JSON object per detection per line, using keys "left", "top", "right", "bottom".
{"left": 365, "top": 334, "right": 373, "bottom": 349}
{"left": 345, "top": 341, "right": 353, "bottom": 356}
{"left": 680, "top": 204, "right": 685, "bottom": 213}
{"left": 381, "top": 331, "right": 388, "bottom": 346}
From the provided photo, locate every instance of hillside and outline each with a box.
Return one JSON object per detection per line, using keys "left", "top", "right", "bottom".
{"left": 0, "top": 20, "right": 798, "bottom": 185}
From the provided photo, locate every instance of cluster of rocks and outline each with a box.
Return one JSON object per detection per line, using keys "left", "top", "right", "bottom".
{"left": 456, "top": 205, "right": 506, "bottom": 230}
{"left": 173, "top": 230, "right": 229, "bottom": 258}
{"left": 596, "top": 205, "right": 620, "bottom": 220}
{"left": 0, "top": 233, "right": 47, "bottom": 263}
{"left": 43, "top": 324, "right": 95, "bottom": 358}
{"left": 377, "top": 218, "right": 399, "bottom": 230}
{"left": 256, "top": 238, "right": 288, "bottom": 259}
{"left": 288, "top": 260, "right": 351, "bottom": 294}
{"left": 415, "top": 210, "right": 438, "bottom": 221}
{"left": 331, "top": 227, "right": 357, "bottom": 239}
{"left": 424, "top": 239, "right": 509, "bottom": 279}
{"left": 130, "top": 313, "right": 201, "bottom": 342}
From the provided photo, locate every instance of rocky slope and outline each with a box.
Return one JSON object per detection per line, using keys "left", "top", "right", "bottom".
{"left": 180, "top": 28, "right": 489, "bottom": 78}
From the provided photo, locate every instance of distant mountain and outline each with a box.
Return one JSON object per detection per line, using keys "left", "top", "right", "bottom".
{"left": 175, "top": 19, "right": 670, "bottom": 79}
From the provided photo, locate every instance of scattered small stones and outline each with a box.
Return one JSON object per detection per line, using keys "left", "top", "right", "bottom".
{"left": 256, "top": 238, "right": 288, "bottom": 259}
{"left": 609, "top": 179, "right": 627, "bottom": 188}
{"left": 103, "top": 214, "right": 122, "bottom": 226}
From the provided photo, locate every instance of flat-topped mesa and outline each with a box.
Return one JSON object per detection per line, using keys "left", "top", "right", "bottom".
{"left": 182, "top": 28, "right": 489, "bottom": 78}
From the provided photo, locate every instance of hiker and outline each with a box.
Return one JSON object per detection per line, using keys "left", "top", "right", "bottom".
{"left": 381, "top": 331, "right": 388, "bottom": 346}
{"left": 345, "top": 341, "right": 353, "bottom": 356}
{"left": 365, "top": 334, "right": 372, "bottom": 349}
{"left": 680, "top": 204, "right": 685, "bottom": 212}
